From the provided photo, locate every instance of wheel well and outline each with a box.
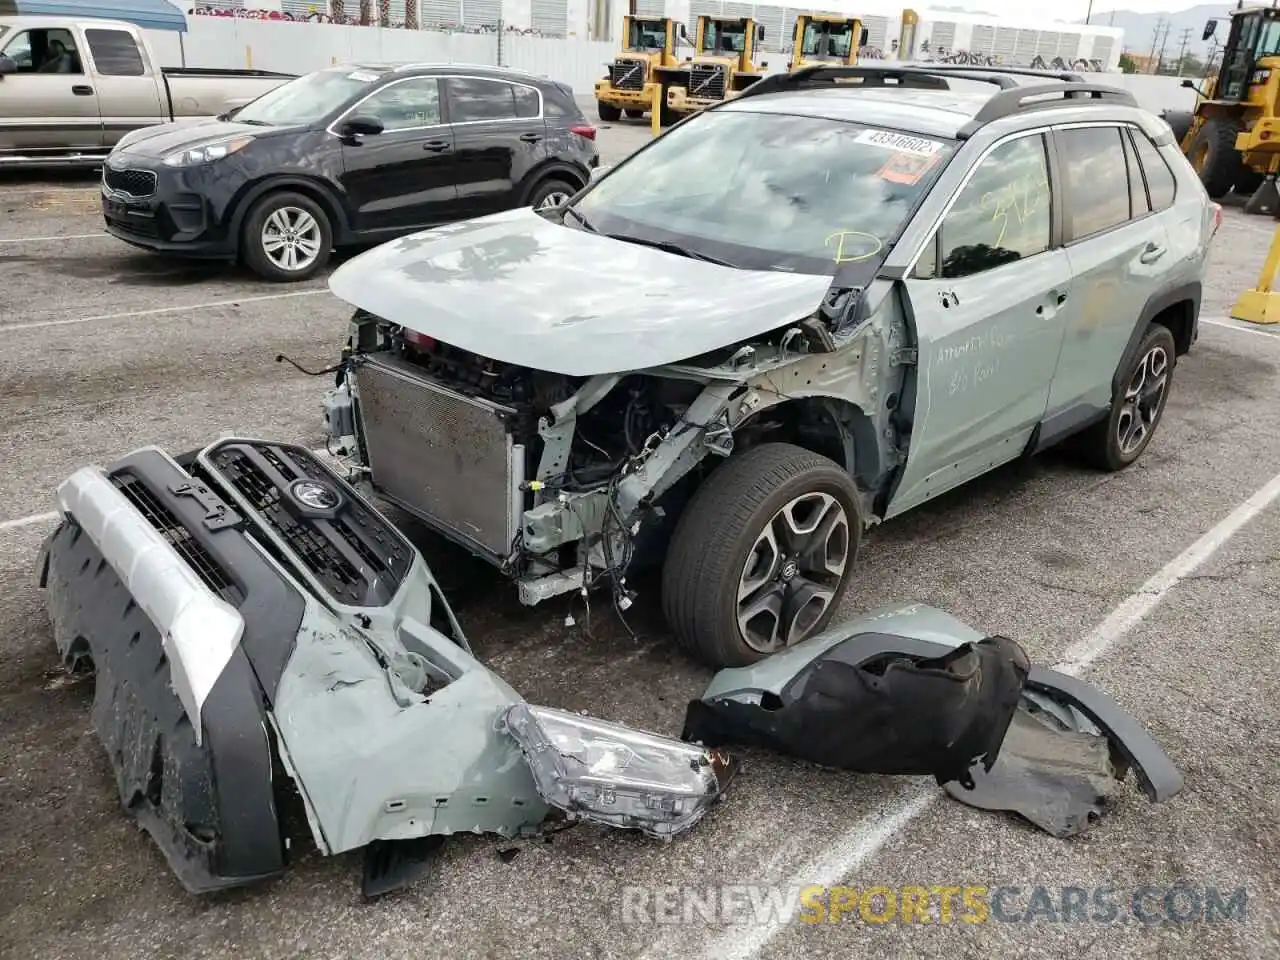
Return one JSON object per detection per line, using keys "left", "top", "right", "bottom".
{"left": 232, "top": 179, "right": 347, "bottom": 252}
{"left": 734, "top": 397, "right": 878, "bottom": 488}
{"left": 1151, "top": 299, "right": 1195, "bottom": 355}
{"left": 521, "top": 165, "right": 587, "bottom": 204}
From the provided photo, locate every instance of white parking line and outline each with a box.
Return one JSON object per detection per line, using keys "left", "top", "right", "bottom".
{"left": 688, "top": 466, "right": 1280, "bottom": 960}
{"left": 1201, "top": 316, "right": 1280, "bottom": 341}
{"left": 0, "top": 233, "right": 108, "bottom": 244}
{"left": 5, "top": 289, "right": 329, "bottom": 333}
{"left": 0, "top": 445, "right": 334, "bottom": 534}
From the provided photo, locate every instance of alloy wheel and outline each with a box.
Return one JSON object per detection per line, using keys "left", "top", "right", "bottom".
{"left": 736, "top": 492, "right": 851, "bottom": 654}
{"left": 1116, "top": 344, "right": 1170, "bottom": 456}
{"left": 261, "top": 206, "right": 322, "bottom": 273}
{"left": 536, "top": 191, "right": 572, "bottom": 210}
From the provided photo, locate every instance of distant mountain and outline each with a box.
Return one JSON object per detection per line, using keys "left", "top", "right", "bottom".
{"left": 1081, "top": 4, "right": 1236, "bottom": 59}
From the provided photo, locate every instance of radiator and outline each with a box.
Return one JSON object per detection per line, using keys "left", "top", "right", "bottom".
{"left": 354, "top": 356, "right": 525, "bottom": 561}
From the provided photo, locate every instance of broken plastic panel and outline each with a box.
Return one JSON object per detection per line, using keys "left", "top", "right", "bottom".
{"left": 501, "top": 703, "right": 738, "bottom": 839}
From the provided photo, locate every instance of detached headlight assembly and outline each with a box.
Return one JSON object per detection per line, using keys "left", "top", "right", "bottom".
{"left": 501, "top": 703, "right": 737, "bottom": 839}
{"left": 163, "top": 136, "right": 253, "bottom": 167}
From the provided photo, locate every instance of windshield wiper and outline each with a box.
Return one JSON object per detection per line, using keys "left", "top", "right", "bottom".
{"left": 236, "top": 118, "right": 272, "bottom": 126}
{"left": 561, "top": 205, "right": 596, "bottom": 232}
{"left": 604, "top": 232, "right": 733, "bottom": 266}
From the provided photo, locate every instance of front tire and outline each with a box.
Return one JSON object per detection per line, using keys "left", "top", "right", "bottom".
{"left": 662, "top": 442, "right": 862, "bottom": 668}
{"left": 1186, "top": 118, "right": 1243, "bottom": 199}
{"left": 597, "top": 101, "right": 622, "bottom": 122}
{"left": 240, "top": 190, "right": 332, "bottom": 283}
{"left": 1078, "top": 324, "right": 1176, "bottom": 472}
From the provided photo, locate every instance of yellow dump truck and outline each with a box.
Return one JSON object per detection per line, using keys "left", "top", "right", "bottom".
{"left": 787, "top": 14, "right": 867, "bottom": 70}
{"left": 593, "top": 17, "right": 680, "bottom": 122}
{"left": 655, "top": 17, "right": 768, "bottom": 124}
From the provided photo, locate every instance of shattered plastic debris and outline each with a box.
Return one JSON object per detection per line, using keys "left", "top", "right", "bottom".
{"left": 943, "top": 705, "right": 1121, "bottom": 837}
{"left": 501, "top": 703, "right": 738, "bottom": 839}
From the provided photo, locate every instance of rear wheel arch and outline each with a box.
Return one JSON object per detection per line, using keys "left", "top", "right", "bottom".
{"left": 734, "top": 396, "right": 882, "bottom": 493}
{"left": 1113, "top": 282, "right": 1200, "bottom": 395}
{"left": 519, "top": 161, "right": 589, "bottom": 206}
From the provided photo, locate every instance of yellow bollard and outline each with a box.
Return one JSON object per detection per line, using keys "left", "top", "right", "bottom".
{"left": 1231, "top": 221, "right": 1280, "bottom": 325}
{"left": 245, "top": 45, "right": 253, "bottom": 69}
{"left": 650, "top": 83, "right": 662, "bottom": 138}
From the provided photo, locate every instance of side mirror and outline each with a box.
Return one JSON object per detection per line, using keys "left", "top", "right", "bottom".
{"left": 679, "top": 23, "right": 687, "bottom": 39}
{"left": 340, "top": 114, "right": 384, "bottom": 137}
{"left": 861, "top": 28, "right": 869, "bottom": 47}
{"left": 1181, "top": 78, "right": 1195, "bottom": 88}
{"left": 1203, "top": 19, "right": 1217, "bottom": 42}
{"left": 0, "top": 55, "right": 16, "bottom": 76}
{"left": 757, "top": 25, "right": 765, "bottom": 41}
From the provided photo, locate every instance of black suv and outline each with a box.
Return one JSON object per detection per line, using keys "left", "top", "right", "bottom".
{"left": 99, "top": 63, "right": 600, "bottom": 281}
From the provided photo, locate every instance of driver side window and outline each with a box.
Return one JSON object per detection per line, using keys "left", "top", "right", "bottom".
{"left": 2, "top": 28, "right": 83, "bottom": 74}
{"left": 356, "top": 78, "right": 441, "bottom": 132}
{"left": 912, "top": 133, "right": 1052, "bottom": 280}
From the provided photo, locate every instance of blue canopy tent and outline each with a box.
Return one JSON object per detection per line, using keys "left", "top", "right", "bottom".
{"left": 0, "top": 0, "right": 187, "bottom": 31}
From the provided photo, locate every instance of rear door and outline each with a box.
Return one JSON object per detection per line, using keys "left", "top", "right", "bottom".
{"left": 886, "top": 131, "right": 1071, "bottom": 518}
{"left": 81, "top": 26, "right": 166, "bottom": 147}
{"left": 336, "top": 76, "right": 458, "bottom": 234}
{"left": 0, "top": 24, "right": 102, "bottom": 154}
{"left": 1044, "top": 123, "right": 1175, "bottom": 424}
{"left": 443, "top": 76, "right": 548, "bottom": 216}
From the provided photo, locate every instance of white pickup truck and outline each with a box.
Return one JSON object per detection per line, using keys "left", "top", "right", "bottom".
{"left": 0, "top": 14, "right": 295, "bottom": 166}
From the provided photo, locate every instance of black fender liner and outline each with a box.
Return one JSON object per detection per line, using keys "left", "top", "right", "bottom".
{"left": 683, "top": 631, "right": 1182, "bottom": 804}
{"left": 227, "top": 175, "right": 354, "bottom": 250}
{"left": 1112, "top": 280, "right": 1201, "bottom": 397}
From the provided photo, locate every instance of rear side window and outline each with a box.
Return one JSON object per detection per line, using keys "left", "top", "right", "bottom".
{"left": 86, "top": 28, "right": 145, "bottom": 77}
{"left": 1129, "top": 129, "right": 1177, "bottom": 210}
{"left": 1057, "top": 126, "right": 1132, "bottom": 240}
{"left": 1122, "top": 130, "right": 1149, "bottom": 216}
{"left": 513, "top": 85, "right": 541, "bottom": 119}
{"left": 445, "top": 77, "right": 518, "bottom": 122}
{"left": 925, "top": 133, "right": 1052, "bottom": 280}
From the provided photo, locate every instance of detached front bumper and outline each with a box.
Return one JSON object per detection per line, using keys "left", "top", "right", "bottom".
{"left": 39, "top": 438, "right": 737, "bottom": 894}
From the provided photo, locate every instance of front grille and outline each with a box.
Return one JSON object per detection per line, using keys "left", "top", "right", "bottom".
{"left": 104, "top": 166, "right": 157, "bottom": 199}
{"left": 110, "top": 470, "right": 244, "bottom": 606}
{"left": 205, "top": 441, "right": 412, "bottom": 607}
{"left": 354, "top": 355, "right": 521, "bottom": 559}
{"left": 688, "top": 64, "right": 726, "bottom": 100}
{"left": 609, "top": 58, "right": 646, "bottom": 91}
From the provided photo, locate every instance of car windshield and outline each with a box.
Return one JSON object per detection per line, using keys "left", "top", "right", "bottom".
{"left": 573, "top": 109, "right": 957, "bottom": 274}
{"left": 233, "top": 67, "right": 384, "bottom": 126}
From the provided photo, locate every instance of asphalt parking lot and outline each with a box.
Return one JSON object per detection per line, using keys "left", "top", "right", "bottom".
{"left": 3, "top": 114, "right": 1280, "bottom": 960}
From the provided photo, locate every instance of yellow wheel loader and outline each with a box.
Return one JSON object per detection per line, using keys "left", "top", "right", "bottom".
{"left": 593, "top": 17, "right": 681, "bottom": 123}
{"left": 654, "top": 17, "right": 769, "bottom": 125}
{"left": 787, "top": 14, "right": 867, "bottom": 71}
{"left": 1167, "top": 6, "right": 1280, "bottom": 214}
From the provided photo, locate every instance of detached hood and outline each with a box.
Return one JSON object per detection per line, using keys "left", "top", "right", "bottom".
{"left": 327, "top": 208, "right": 832, "bottom": 377}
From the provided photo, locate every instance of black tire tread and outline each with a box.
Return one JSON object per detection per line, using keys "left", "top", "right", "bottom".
{"left": 1191, "top": 118, "right": 1244, "bottom": 199}
{"left": 1077, "top": 323, "right": 1177, "bottom": 472}
{"left": 661, "top": 442, "right": 861, "bottom": 668}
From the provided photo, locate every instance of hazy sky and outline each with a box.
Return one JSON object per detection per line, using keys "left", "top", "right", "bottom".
{"left": 925, "top": 1, "right": 1211, "bottom": 18}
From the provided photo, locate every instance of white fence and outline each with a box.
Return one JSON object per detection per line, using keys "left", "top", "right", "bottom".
{"left": 144, "top": 17, "right": 1200, "bottom": 113}
{"left": 146, "top": 18, "right": 618, "bottom": 95}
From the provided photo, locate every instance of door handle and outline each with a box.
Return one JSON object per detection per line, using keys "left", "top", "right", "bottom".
{"left": 1139, "top": 242, "right": 1166, "bottom": 264}
{"left": 422, "top": 139, "right": 451, "bottom": 152}
{"left": 519, "top": 132, "right": 543, "bottom": 142}
{"left": 1056, "top": 291, "right": 1068, "bottom": 305}
{"left": 72, "top": 85, "right": 94, "bottom": 96}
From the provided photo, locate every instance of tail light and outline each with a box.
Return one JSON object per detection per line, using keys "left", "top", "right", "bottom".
{"left": 569, "top": 124, "right": 597, "bottom": 141}
{"left": 403, "top": 329, "right": 435, "bottom": 350}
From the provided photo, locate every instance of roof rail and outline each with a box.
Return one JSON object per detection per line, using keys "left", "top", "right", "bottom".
{"left": 955, "top": 81, "right": 1139, "bottom": 138}
{"left": 733, "top": 64, "right": 1018, "bottom": 102}
{"left": 913, "top": 63, "right": 1088, "bottom": 84}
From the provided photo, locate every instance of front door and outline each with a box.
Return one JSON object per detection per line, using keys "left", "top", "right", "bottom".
{"left": 886, "top": 131, "right": 1070, "bottom": 518}
{"left": 0, "top": 26, "right": 102, "bottom": 155}
{"left": 443, "top": 76, "right": 549, "bottom": 216}
{"left": 337, "top": 76, "right": 458, "bottom": 235}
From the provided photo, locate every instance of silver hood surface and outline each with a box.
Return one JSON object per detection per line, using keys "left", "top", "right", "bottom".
{"left": 327, "top": 207, "right": 834, "bottom": 376}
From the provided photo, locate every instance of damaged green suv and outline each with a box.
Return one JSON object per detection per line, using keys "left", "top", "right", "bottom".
{"left": 322, "top": 65, "right": 1220, "bottom": 668}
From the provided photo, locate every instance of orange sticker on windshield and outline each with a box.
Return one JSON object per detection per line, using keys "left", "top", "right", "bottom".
{"left": 877, "top": 151, "right": 940, "bottom": 185}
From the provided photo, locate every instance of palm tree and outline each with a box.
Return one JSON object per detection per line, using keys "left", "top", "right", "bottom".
{"left": 359, "top": 0, "right": 371, "bottom": 25}
{"left": 378, "top": 0, "right": 390, "bottom": 27}
{"left": 405, "top": 0, "right": 418, "bottom": 30}
{"left": 329, "top": 0, "right": 344, "bottom": 22}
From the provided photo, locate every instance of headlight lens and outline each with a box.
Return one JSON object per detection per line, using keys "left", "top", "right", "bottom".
{"left": 162, "top": 136, "right": 253, "bottom": 167}
{"left": 501, "top": 703, "right": 737, "bottom": 838}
